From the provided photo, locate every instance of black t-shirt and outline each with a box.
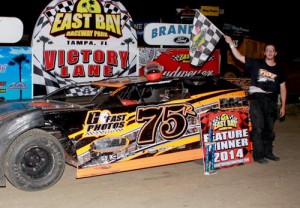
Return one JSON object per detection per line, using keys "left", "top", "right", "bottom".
{"left": 245, "top": 57, "right": 286, "bottom": 95}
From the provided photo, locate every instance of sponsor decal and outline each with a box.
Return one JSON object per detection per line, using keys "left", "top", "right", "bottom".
{"left": 136, "top": 103, "right": 196, "bottom": 145}
{"left": 77, "top": 103, "right": 198, "bottom": 167}
{"left": 91, "top": 136, "right": 130, "bottom": 153}
{"left": 85, "top": 110, "right": 127, "bottom": 136}
{"left": 7, "top": 82, "right": 27, "bottom": 89}
{"left": 174, "top": 36, "right": 190, "bottom": 44}
{"left": 190, "top": 27, "right": 206, "bottom": 53}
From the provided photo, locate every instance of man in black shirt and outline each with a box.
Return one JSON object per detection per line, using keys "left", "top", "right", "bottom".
{"left": 224, "top": 35, "right": 287, "bottom": 164}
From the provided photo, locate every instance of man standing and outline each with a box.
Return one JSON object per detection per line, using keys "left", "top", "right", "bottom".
{"left": 224, "top": 35, "right": 287, "bottom": 164}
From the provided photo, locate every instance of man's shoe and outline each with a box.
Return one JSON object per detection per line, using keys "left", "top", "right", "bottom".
{"left": 265, "top": 154, "right": 280, "bottom": 161}
{"left": 254, "top": 158, "right": 268, "bottom": 164}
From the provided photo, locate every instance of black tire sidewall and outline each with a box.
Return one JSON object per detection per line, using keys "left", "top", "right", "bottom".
{"left": 5, "top": 129, "right": 65, "bottom": 191}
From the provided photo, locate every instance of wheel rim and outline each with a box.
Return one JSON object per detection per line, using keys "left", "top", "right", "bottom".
{"left": 21, "top": 147, "right": 53, "bottom": 179}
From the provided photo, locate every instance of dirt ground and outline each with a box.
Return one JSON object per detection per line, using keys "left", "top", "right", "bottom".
{"left": 0, "top": 111, "right": 299, "bottom": 208}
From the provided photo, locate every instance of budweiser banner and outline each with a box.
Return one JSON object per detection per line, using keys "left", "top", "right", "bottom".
{"left": 139, "top": 48, "right": 220, "bottom": 77}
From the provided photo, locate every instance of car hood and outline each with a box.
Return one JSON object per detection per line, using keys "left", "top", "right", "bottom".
{"left": 0, "top": 99, "right": 84, "bottom": 117}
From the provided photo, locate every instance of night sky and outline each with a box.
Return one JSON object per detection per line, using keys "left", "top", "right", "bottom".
{"left": 1, "top": 0, "right": 298, "bottom": 60}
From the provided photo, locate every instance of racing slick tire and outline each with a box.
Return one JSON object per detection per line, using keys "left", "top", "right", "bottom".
{"left": 5, "top": 128, "right": 65, "bottom": 191}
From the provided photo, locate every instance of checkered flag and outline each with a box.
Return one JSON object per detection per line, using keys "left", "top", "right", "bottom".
{"left": 190, "top": 10, "right": 223, "bottom": 66}
{"left": 44, "top": 0, "right": 74, "bottom": 24}
{"left": 33, "top": 16, "right": 49, "bottom": 39}
{"left": 107, "top": 1, "right": 137, "bottom": 40}
{"left": 104, "top": 2, "right": 130, "bottom": 29}
{"left": 33, "top": 63, "right": 98, "bottom": 97}
{"left": 54, "top": 72, "right": 99, "bottom": 96}
{"left": 33, "top": 63, "right": 61, "bottom": 97}
{"left": 67, "top": 85, "right": 99, "bottom": 97}
{"left": 53, "top": 72, "right": 76, "bottom": 87}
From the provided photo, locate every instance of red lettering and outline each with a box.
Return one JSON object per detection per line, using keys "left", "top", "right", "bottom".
{"left": 44, "top": 50, "right": 56, "bottom": 71}
{"left": 61, "top": 66, "right": 70, "bottom": 77}
{"left": 119, "top": 51, "right": 128, "bottom": 69}
{"left": 58, "top": 50, "right": 65, "bottom": 67}
{"left": 107, "top": 50, "right": 117, "bottom": 66}
{"left": 81, "top": 50, "right": 92, "bottom": 63}
{"left": 68, "top": 50, "right": 79, "bottom": 64}
{"left": 94, "top": 50, "right": 105, "bottom": 64}
{"left": 44, "top": 49, "right": 130, "bottom": 78}
{"left": 88, "top": 65, "right": 100, "bottom": 77}
{"left": 73, "top": 65, "right": 85, "bottom": 77}
{"left": 104, "top": 65, "right": 113, "bottom": 77}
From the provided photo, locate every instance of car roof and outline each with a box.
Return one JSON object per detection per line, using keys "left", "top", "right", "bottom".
{"left": 90, "top": 76, "right": 178, "bottom": 88}
{"left": 90, "top": 76, "right": 148, "bottom": 88}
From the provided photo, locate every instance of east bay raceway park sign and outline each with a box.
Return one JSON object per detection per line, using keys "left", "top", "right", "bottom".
{"left": 31, "top": 0, "right": 139, "bottom": 97}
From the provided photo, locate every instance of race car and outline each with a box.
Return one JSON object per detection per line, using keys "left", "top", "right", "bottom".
{"left": 0, "top": 75, "right": 249, "bottom": 191}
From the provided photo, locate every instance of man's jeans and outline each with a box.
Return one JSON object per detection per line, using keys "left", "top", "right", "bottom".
{"left": 249, "top": 93, "right": 278, "bottom": 160}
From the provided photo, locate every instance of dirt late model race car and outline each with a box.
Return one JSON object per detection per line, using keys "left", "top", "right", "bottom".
{"left": 0, "top": 75, "right": 249, "bottom": 191}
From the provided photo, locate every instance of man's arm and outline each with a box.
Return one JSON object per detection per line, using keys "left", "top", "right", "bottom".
{"left": 279, "top": 82, "right": 287, "bottom": 118}
{"left": 224, "top": 35, "right": 246, "bottom": 63}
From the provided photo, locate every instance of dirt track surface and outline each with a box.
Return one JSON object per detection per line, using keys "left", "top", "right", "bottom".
{"left": 1, "top": 114, "right": 299, "bottom": 208}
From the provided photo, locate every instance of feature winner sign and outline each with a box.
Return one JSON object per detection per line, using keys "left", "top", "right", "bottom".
{"left": 31, "top": 0, "right": 138, "bottom": 97}
{"left": 200, "top": 110, "right": 253, "bottom": 172}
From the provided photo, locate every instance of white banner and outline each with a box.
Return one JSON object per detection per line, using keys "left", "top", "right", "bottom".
{"left": 144, "top": 23, "right": 192, "bottom": 46}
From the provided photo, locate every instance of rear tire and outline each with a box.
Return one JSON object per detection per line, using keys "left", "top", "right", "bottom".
{"left": 5, "top": 129, "right": 65, "bottom": 191}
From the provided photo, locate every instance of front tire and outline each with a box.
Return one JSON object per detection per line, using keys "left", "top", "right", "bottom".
{"left": 5, "top": 129, "right": 65, "bottom": 191}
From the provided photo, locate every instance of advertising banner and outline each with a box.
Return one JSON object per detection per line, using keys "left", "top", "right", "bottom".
{"left": 31, "top": 0, "right": 138, "bottom": 97}
{"left": 200, "top": 109, "right": 253, "bottom": 172}
{"left": 133, "top": 21, "right": 151, "bottom": 43}
{"left": 139, "top": 48, "right": 220, "bottom": 77}
{"left": 144, "top": 23, "right": 192, "bottom": 46}
{"left": 223, "top": 23, "right": 251, "bottom": 36}
{"left": 0, "top": 47, "right": 32, "bottom": 100}
{"left": 200, "top": 6, "right": 220, "bottom": 17}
